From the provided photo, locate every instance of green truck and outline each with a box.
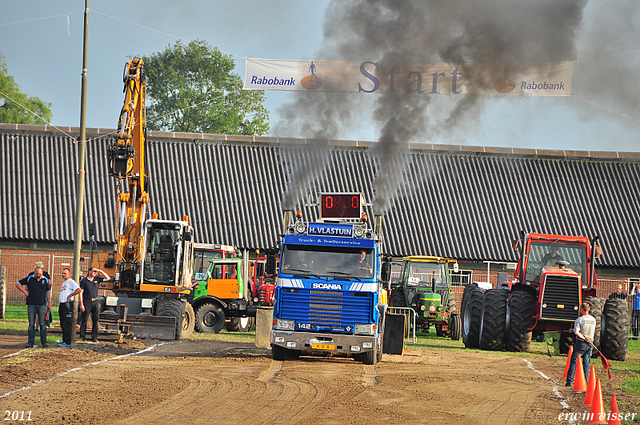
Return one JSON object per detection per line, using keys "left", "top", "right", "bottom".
{"left": 389, "top": 256, "right": 461, "bottom": 340}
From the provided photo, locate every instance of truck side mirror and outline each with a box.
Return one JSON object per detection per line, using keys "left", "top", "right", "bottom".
{"left": 381, "top": 261, "right": 391, "bottom": 284}
{"left": 266, "top": 254, "right": 276, "bottom": 275}
{"left": 183, "top": 231, "right": 192, "bottom": 241}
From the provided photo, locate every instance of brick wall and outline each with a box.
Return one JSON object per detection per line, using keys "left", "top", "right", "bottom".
{"left": 0, "top": 248, "right": 92, "bottom": 306}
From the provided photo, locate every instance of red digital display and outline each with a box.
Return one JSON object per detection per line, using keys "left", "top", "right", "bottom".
{"left": 320, "top": 194, "right": 361, "bottom": 219}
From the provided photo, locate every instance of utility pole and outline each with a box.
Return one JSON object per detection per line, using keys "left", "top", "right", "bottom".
{"left": 71, "top": 0, "right": 89, "bottom": 343}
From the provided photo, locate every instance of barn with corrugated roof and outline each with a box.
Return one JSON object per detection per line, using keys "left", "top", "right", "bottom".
{"left": 1, "top": 123, "right": 639, "bottom": 303}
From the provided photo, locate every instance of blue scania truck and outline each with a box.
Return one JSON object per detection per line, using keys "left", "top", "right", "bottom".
{"left": 270, "top": 193, "right": 389, "bottom": 364}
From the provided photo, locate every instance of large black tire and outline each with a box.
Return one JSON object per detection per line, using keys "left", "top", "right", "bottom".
{"left": 182, "top": 303, "right": 195, "bottom": 338}
{"left": 195, "top": 303, "right": 226, "bottom": 334}
{"left": 156, "top": 298, "right": 184, "bottom": 340}
{"left": 390, "top": 287, "right": 406, "bottom": 307}
{"left": 506, "top": 291, "right": 534, "bottom": 352}
{"left": 480, "top": 289, "right": 508, "bottom": 351}
{"left": 462, "top": 287, "right": 485, "bottom": 348}
{"left": 447, "top": 291, "right": 457, "bottom": 315}
{"left": 584, "top": 296, "right": 605, "bottom": 352}
{"left": 559, "top": 332, "right": 575, "bottom": 354}
{"left": 227, "top": 317, "right": 255, "bottom": 332}
{"left": 601, "top": 298, "right": 630, "bottom": 361}
{"left": 449, "top": 314, "right": 461, "bottom": 341}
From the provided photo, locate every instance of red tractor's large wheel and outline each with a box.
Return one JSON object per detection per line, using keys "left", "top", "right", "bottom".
{"left": 584, "top": 296, "right": 605, "bottom": 353}
{"left": 601, "top": 298, "right": 630, "bottom": 361}
{"left": 479, "top": 289, "right": 508, "bottom": 351}
{"left": 462, "top": 286, "right": 485, "bottom": 349}
{"left": 506, "top": 291, "right": 534, "bottom": 352}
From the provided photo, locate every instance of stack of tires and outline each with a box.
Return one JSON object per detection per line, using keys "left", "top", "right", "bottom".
{"left": 462, "top": 285, "right": 535, "bottom": 352}
{"left": 461, "top": 284, "right": 630, "bottom": 360}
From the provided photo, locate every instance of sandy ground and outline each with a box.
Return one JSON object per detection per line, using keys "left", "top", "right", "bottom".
{"left": 0, "top": 335, "right": 632, "bottom": 425}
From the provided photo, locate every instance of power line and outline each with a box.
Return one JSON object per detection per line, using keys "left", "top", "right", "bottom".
{"left": 0, "top": 12, "right": 82, "bottom": 27}
{"left": 572, "top": 95, "right": 640, "bottom": 123}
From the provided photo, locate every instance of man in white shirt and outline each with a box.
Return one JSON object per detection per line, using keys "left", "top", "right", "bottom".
{"left": 58, "top": 267, "right": 82, "bottom": 347}
{"left": 565, "top": 302, "right": 596, "bottom": 387}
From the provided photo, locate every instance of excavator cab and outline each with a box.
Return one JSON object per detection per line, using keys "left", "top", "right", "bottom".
{"left": 141, "top": 219, "right": 194, "bottom": 288}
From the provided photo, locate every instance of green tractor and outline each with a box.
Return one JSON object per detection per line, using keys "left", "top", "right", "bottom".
{"left": 390, "top": 256, "right": 461, "bottom": 340}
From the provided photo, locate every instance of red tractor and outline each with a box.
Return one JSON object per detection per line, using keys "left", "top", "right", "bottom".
{"left": 461, "top": 232, "right": 630, "bottom": 360}
{"left": 250, "top": 249, "right": 278, "bottom": 306}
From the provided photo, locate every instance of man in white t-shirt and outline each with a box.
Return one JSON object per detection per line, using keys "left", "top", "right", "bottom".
{"left": 58, "top": 267, "right": 82, "bottom": 347}
{"left": 565, "top": 302, "right": 596, "bottom": 387}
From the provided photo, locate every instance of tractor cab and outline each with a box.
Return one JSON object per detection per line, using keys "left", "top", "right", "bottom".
{"left": 391, "top": 256, "right": 461, "bottom": 339}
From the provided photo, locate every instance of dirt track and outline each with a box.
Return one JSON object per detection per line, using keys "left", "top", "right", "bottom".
{"left": 1, "top": 336, "right": 589, "bottom": 424}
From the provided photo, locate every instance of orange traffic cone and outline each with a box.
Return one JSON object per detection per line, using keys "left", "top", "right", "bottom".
{"left": 563, "top": 345, "right": 574, "bottom": 379}
{"left": 582, "top": 365, "right": 597, "bottom": 407}
{"left": 587, "top": 378, "right": 606, "bottom": 424}
{"left": 607, "top": 394, "right": 621, "bottom": 425}
{"left": 573, "top": 355, "right": 587, "bottom": 392}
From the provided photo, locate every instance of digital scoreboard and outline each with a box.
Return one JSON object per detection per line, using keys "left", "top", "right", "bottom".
{"left": 320, "top": 193, "right": 361, "bottom": 219}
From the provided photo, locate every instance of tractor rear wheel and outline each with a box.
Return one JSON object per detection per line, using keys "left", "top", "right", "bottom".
{"left": 182, "top": 303, "right": 195, "bottom": 338}
{"left": 462, "top": 287, "right": 485, "bottom": 348}
{"left": 195, "top": 303, "right": 226, "bottom": 334}
{"left": 447, "top": 291, "right": 457, "bottom": 315}
{"left": 480, "top": 289, "right": 508, "bottom": 351}
{"left": 584, "top": 296, "right": 605, "bottom": 353}
{"left": 227, "top": 317, "right": 255, "bottom": 332}
{"left": 390, "top": 287, "right": 406, "bottom": 307}
{"left": 156, "top": 298, "right": 184, "bottom": 340}
{"left": 449, "top": 314, "right": 461, "bottom": 341}
{"left": 601, "top": 298, "right": 630, "bottom": 361}
{"left": 506, "top": 291, "right": 534, "bottom": 352}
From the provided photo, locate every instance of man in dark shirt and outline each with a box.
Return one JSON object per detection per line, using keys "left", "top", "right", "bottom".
{"left": 608, "top": 284, "right": 628, "bottom": 300}
{"left": 15, "top": 262, "right": 51, "bottom": 348}
{"left": 80, "top": 267, "right": 110, "bottom": 342}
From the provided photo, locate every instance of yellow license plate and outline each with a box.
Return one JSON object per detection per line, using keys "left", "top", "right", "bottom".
{"left": 311, "top": 343, "right": 335, "bottom": 350}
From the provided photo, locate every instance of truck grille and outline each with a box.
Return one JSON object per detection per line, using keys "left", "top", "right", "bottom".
{"left": 278, "top": 289, "right": 373, "bottom": 328}
{"left": 540, "top": 275, "right": 580, "bottom": 321}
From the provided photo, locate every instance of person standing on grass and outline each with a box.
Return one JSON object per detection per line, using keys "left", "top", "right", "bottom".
{"left": 632, "top": 282, "right": 640, "bottom": 340}
{"left": 80, "top": 267, "right": 110, "bottom": 342}
{"left": 566, "top": 303, "right": 596, "bottom": 387}
{"left": 57, "top": 268, "right": 82, "bottom": 347}
{"left": 15, "top": 262, "right": 51, "bottom": 348}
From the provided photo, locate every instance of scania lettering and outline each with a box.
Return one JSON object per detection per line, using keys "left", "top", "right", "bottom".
{"left": 271, "top": 194, "right": 389, "bottom": 365}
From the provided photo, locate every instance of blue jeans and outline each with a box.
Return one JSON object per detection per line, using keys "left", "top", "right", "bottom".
{"left": 566, "top": 339, "right": 592, "bottom": 384}
{"left": 27, "top": 304, "right": 48, "bottom": 346}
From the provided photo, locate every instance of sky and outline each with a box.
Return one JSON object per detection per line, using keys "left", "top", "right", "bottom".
{"left": 1, "top": 0, "right": 639, "bottom": 152}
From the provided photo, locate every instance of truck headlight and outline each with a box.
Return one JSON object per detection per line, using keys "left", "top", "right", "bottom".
{"left": 354, "top": 324, "right": 375, "bottom": 335}
{"left": 275, "top": 319, "right": 295, "bottom": 330}
{"left": 295, "top": 222, "right": 307, "bottom": 234}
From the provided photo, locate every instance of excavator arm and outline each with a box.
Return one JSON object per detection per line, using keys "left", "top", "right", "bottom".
{"left": 107, "top": 58, "right": 150, "bottom": 290}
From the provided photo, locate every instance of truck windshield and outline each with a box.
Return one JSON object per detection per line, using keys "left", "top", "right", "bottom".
{"left": 281, "top": 245, "right": 374, "bottom": 279}
{"left": 525, "top": 242, "right": 587, "bottom": 284}
{"left": 193, "top": 250, "right": 224, "bottom": 281}
{"left": 406, "top": 262, "right": 448, "bottom": 289}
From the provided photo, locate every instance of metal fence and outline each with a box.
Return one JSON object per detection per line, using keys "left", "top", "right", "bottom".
{"left": 0, "top": 253, "right": 91, "bottom": 307}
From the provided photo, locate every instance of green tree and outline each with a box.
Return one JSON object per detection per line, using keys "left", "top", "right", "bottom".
{"left": 0, "top": 53, "right": 52, "bottom": 125}
{"left": 142, "top": 40, "right": 269, "bottom": 135}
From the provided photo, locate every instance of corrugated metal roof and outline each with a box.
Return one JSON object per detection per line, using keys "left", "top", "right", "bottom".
{"left": 2, "top": 125, "right": 640, "bottom": 268}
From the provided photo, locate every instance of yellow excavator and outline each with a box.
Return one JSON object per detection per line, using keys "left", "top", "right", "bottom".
{"left": 90, "top": 58, "right": 195, "bottom": 340}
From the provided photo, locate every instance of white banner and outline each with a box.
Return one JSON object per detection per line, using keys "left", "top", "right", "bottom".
{"left": 244, "top": 58, "right": 574, "bottom": 96}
